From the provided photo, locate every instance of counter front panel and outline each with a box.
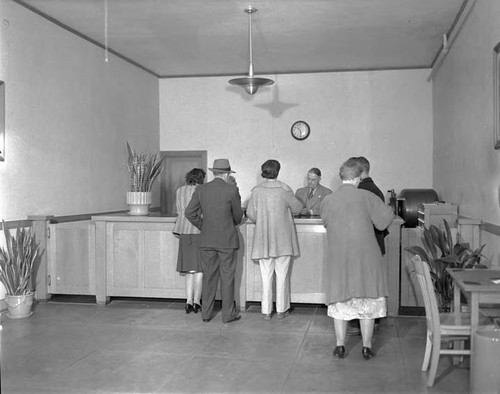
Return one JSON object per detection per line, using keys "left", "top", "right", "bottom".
{"left": 245, "top": 221, "right": 327, "bottom": 305}
{"left": 68, "top": 214, "right": 403, "bottom": 314}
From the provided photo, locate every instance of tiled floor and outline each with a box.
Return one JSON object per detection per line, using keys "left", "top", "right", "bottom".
{"left": 0, "top": 298, "right": 471, "bottom": 393}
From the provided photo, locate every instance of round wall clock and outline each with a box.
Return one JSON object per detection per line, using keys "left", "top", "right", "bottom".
{"left": 291, "top": 121, "right": 310, "bottom": 141}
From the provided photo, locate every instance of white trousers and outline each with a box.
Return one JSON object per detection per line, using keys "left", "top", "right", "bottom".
{"left": 258, "top": 256, "right": 291, "bottom": 314}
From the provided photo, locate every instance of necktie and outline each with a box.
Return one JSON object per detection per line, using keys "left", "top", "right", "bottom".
{"left": 307, "top": 188, "right": 314, "bottom": 200}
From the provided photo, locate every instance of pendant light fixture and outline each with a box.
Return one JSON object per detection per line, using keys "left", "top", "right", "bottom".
{"left": 228, "top": 6, "right": 274, "bottom": 95}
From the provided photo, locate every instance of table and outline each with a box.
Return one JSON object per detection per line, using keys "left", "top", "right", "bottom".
{"left": 446, "top": 268, "right": 500, "bottom": 383}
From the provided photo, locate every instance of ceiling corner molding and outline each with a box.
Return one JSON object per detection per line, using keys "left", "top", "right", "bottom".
{"left": 427, "top": 0, "right": 477, "bottom": 82}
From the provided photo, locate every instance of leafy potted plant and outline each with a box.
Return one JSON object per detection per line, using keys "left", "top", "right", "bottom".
{"left": 0, "top": 221, "right": 40, "bottom": 319}
{"left": 405, "top": 219, "right": 487, "bottom": 311}
{"left": 126, "top": 142, "right": 166, "bottom": 215}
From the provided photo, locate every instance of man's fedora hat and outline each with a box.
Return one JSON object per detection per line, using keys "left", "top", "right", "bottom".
{"left": 209, "top": 158, "right": 235, "bottom": 173}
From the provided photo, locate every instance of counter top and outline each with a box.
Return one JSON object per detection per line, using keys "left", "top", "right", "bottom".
{"left": 91, "top": 212, "right": 403, "bottom": 226}
{"left": 91, "top": 212, "right": 324, "bottom": 225}
{"left": 92, "top": 212, "right": 178, "bottom": 223}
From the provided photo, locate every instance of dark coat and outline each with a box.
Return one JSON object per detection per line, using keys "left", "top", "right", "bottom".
{"left": 185, "top": 177, "right": 244, "bottom": 249}
{"left": 358, "top": 177, "right": 389, "bottom": 255}
{"left": 320, "top": 184, "right": 394, "bottom": 304}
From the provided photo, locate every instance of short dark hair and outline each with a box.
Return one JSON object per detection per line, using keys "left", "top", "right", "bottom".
{"left": 356, "top": 156, "right": 370, "bottom": 173}
{"left": 261, "top": 159, "right": 281, "bottom": 179}
{"left": 185, "top": 168, "right": 206, "bottom": 185}
{"left": 339, "top": 158, "right": 363, "bottom": 181}
{"left": 308, "top": 167, "right": 321, "bottom": 177}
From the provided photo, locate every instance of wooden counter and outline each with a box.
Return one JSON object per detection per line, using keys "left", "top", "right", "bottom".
{"left": 246, "top": 216, "right": 403, "bottom": 314}
{"left": 245, "top": 218, "right": 326, "bottom": 305}
{"left": 92, "top": 213, "right": 246, "bottom": 306}
{"left": 45, "top": 213, "right": 403, "bottom": 315}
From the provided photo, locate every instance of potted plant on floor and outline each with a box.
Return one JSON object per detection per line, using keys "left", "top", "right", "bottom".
{"left": 405, "top": 219, "right": 487, "bottom": 311}
{"left": 0, "top": 221, "right": 40, "bottom": 319}
{"left": 126, "top": 142, "right": 166, "bottom": 215}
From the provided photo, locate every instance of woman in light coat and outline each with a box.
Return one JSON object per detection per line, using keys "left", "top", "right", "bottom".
{"left": 320, "top": 158, "right": 394, "bottom": 360}
{"left": 173, "top": 168, "right": 206, "bottom": 314}
{"left": 246, "top": 159, "right": 303, "bottom": 320}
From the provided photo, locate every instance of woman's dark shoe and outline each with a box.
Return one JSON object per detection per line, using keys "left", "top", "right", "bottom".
{"left": 333, "top": 346, "right": 345, "bottom": 359}
{"left": 362, "top": 347, "right": 374, "bottom": 360}
{"left": 193, "top": 303, "right": 201, "bottom": 314}
{"left": 224, "top": 315, "right": 241, "bottom": 324}
{"left": 276, "top": 310, "right": 290, "bottom": 319}
{"left": 185, "top": 303, "right": 194, "bottom": 314}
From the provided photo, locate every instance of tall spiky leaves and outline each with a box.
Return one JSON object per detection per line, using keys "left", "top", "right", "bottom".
{"left": 405, "top": 219, "right": 487, "bottom": 310}
{"left": 127, "top": 142, "right": 166, "bottom": 192}
{"left": 0, "top": 221, "right": 40, "bottom": 295}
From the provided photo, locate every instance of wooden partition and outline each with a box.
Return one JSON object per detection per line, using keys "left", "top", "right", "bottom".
{"left": 40, "top": 213, "right": 404, "bottom": 315}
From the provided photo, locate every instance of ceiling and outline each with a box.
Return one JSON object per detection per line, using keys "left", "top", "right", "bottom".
{"left": 12, "top": 0, "right": 466, "bottom": 78}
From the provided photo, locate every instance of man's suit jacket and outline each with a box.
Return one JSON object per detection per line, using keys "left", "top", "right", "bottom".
{"left": 185, "top": 177, "right": 244, "bottom": 249}
{"left": 358, "top": 177, "right": 389, "bottom": 255}
{"left": 295, "top": 184, "right": 333, "bottom": 215}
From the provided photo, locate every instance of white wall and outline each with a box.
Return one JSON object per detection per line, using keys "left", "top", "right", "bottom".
{"left": 160, "top": 70, "right": 433, "bottom": 207}
{"left": 0, "top": 1, "right": 160, "bottom": 221}
{"left": 0, "top": 2, "right": 436, "bottom": 229}
{"left": 433, "top": 0, "right": 500, "bottom": 265}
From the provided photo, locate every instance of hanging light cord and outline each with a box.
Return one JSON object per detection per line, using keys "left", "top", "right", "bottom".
{"left": 248, "top": 8, "right": 254, "bottom": 77}
{"left": 104, "top": 0, "right": 109, "bottom": 62}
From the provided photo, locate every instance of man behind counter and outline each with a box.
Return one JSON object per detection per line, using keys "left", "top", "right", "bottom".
{"left": 295, "top": 168, "right": 332, "bottom": 216}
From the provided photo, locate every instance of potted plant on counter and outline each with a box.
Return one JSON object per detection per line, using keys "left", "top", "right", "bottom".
{"left": 0, "top": 221, "right": 40, "bottom": 319}
{"left": 405, "top": 219, "right": 487, "bottom": 311}
{"left": 126, "top": 142, "right": 166, "bottom": 215}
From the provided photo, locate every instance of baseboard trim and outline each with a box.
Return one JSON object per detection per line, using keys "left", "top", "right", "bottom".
{"left": 398, "top": 306, "right": 425, "bottom": 316}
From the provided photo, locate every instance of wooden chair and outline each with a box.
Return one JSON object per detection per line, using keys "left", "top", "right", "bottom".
{"left": 408, "top": 255, "right": 471, "bottom": 387}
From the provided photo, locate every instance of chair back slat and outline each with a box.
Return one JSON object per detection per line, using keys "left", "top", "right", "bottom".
{"left": 410, "top": 255, "right": 440, "bottom": 332}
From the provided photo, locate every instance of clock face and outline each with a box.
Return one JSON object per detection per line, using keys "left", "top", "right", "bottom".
{"left": 291, "top": 121, "right": 310, "bottom": 140}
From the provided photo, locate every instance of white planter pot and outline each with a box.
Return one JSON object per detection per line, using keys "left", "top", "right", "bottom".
{"left": 0, "top": 282, "right": 7, "bottom": 312}
{"left": 5, "top": 293, "right": 34, "bottom": 319}
{"left": 126, "top": 192, "right": 152, "bottom": 216}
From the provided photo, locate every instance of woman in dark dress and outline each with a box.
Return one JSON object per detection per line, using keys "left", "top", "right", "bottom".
{"left": 173, "top": 168, "right": 206, "bottom": 314}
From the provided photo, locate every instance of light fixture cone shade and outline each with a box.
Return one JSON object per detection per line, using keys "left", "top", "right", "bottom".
{"left": 228, "top": 76, "right": 275, "bottom": 95}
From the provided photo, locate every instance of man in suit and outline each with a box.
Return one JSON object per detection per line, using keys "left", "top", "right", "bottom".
{"left": 295, "top": 168, "right": 333, "bottom": 216}
{"left": 347, "top": 156, "right": 389, "bottom": 335}
{"left": 185, "top": 159, "right": 244, "bottom": 323}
